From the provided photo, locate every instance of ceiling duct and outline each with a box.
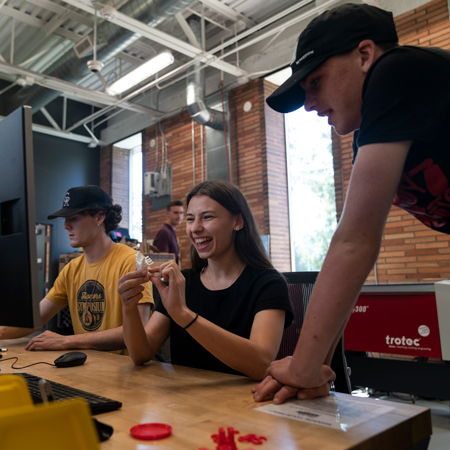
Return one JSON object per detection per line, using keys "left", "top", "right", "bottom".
{"left": 5, "top": 0, "right": 196, "bottom": 115}
{"left": 186, "top": 17, "right": 223, "bottom": 131}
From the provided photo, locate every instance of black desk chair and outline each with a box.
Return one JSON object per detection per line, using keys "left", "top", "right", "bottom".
{"left": 279, "top": 271, "right": 352, "bottom": 394}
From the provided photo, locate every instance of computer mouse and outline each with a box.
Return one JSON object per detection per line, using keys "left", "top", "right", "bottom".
{"left": 54, "top": 352, "right": 87, "bottom": 368}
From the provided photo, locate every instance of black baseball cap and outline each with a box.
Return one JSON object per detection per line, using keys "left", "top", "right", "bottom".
{"left": 266, "top": 3, "right": 398, "bottom": 113}
{"left": 48, "top": 185, "right": 113, "bottom": 219}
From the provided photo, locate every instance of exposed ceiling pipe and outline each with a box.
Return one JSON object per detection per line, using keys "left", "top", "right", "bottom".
{"left": 5, "top": 0, "right": 196, "bottom": 115}
{"left": 186, "top": 16, "right": 223, "bottom": 131}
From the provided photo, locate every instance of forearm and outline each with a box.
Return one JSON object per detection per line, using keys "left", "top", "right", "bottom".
{"left": 291, "top": 235, "right": 379, "bottom": 383}
{"left": 178, "top": 313, "right": 274, "bottom": 380}
{"left": 0, "top": 326, "right": 40, "bottom": 340}
{"left": 298, "top": 142, "right": 411, "bottom": 378}
{"left": 258, "top": 143, "right": 411, "bottom": 397}
{"left": 323, "top": 307, "right": 354, "bottom": 367}
{"left": 67, "top": 326, "right": 126, "bottom": 351}
{"left": 122, "top": 306, "right": 157, "bottom": 365}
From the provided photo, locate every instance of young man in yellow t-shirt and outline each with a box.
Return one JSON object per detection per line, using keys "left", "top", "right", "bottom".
{"left": 0, "top": 185, "right": 153, "bottom": 354}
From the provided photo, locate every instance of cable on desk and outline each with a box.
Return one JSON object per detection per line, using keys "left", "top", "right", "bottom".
{"left": 0, "top": 356, "right": 54, "bottom": 371}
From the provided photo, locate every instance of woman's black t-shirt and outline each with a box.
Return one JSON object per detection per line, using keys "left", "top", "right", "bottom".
{"left": 154, "top": 265, "right": 293, "bottom": 375}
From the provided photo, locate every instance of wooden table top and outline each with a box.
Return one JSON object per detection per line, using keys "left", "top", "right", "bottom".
{"left": 0, "top": 339, "right": 432, "bottom": 450}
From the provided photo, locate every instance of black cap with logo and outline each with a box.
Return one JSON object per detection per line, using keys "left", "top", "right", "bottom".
{"left": 47, "top": 185, "right": 113, "bottom": 219}
{"left": 266, "top": 3, "right": 398, "bottom": 114}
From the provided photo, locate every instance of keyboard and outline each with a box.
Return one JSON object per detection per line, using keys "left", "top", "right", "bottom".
{"left": 8, "top": 372, "right": 122, "bottom": 415}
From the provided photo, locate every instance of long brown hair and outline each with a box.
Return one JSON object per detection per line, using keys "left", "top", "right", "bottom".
{"left": 186, "top": 180, "right": 274, "bottom": 271}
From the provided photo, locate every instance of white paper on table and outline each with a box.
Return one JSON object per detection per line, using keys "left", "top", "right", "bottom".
{"left": 254, "top": 393, "right": 394, "bottom": 431}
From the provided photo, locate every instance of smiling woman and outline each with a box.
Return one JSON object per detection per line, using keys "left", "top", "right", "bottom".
{"left": 119, "top": 180, "right": 294, "bottom": 380}
{"left": 186, "top": 195, "right": 241, "bottom": 277}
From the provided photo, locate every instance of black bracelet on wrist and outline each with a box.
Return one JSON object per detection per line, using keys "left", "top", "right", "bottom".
{"left": 183, "top": 313, "right": 199, "bottom": 330}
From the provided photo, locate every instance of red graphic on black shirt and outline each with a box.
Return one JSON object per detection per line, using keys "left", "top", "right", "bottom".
{"left": 393, "top": 158, "right": 450, "bottom": 230}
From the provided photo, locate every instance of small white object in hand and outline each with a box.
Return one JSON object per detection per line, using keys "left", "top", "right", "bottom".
{"left": 135, "top": 252, "right": 154, "bottom": 271}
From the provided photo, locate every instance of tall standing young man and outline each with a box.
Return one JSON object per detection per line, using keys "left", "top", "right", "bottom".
{"left": 253, "top": 3, "right": 450, "bottom": 403}
{"left": 153, "top": 200, "right": 184, "bottom": 265}
{"left": 0, "top": 185, "right": 153, "bottom": 354}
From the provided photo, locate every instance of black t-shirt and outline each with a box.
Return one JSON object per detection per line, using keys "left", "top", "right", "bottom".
{"left": 154, "top": 265, "right": 293, "bottom": 375}
{"left": 353, "top": 46, "right": 450, "bottom": 233}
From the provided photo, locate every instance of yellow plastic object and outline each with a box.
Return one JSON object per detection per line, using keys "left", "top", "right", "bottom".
{"left": 0, "top": 375, "right": 33, "bottom": 410}
{"left": 0, "top": 398, "right": 100, "bottom": 450}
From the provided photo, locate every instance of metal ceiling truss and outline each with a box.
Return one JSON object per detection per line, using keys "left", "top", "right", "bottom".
{"left": 62, "top": 0, "right": 340, "bottom": 135}
{"left": 0, "top": 0, "right": 341, "bottom": 144}
{"left": 0, "top": 60, "right": 161, "bottom": 115}
{"left": 59, "top": 0, "right": 246, "bottom": 77}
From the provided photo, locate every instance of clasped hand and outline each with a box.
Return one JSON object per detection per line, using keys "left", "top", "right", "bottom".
{"left": 118, "top": 262, "right": 189, "bottom": 323}
{"left": 252, "top": 356, "right": 336, "bottom": 404}
{"left": 118, "top": 269, "right": 150, "bottom": 310}
{"left": 148, "top": 262, "right": 188, "bottom": 322}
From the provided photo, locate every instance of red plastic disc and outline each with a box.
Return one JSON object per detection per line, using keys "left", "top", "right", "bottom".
{"left": 130, "top": 423, "right": 172, "bottom": 440}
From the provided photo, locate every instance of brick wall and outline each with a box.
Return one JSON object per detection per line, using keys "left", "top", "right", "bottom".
{"left": 331, "top": 129, "right": 345, "bottom": 222}
{"left": 100, "top": 144, "right": 129, "bottom": 229}
{"left": 100, "top": 145, "right": 112, "bottom": 195}
{"left": 335, "top": 0, "right": 450, "bottom": 283}
{"left": 231, "top": 80, "right": 268, "bottom": 238}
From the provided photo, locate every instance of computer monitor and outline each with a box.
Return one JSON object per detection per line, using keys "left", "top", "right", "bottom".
{"left": 0, "top": 106, "right": 41, "bottom": 328}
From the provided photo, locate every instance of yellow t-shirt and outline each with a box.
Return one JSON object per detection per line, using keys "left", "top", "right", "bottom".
{"left": 47, "top": 243, "right": 153, "bottom": 354}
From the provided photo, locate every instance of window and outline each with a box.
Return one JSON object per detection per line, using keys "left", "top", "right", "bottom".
{"left": 113, "top": 133, "right": 143, "bottom": 242}
{"left": 265, "top": 68, "right": 337, "bottom": 271}
{"left": 129, "top": 143, "right": 143, "bottom": 242}
{"left": 285, "top": 108, "right": 336, "bottom": 271}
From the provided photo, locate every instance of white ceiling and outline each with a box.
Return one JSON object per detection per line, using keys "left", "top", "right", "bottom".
{"left": 0, "top": 0, "right": 432, "bottom": 146}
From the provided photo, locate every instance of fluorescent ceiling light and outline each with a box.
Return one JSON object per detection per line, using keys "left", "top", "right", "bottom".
{"left": 107, "top": 51, "right": 174, "bottom": 96}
